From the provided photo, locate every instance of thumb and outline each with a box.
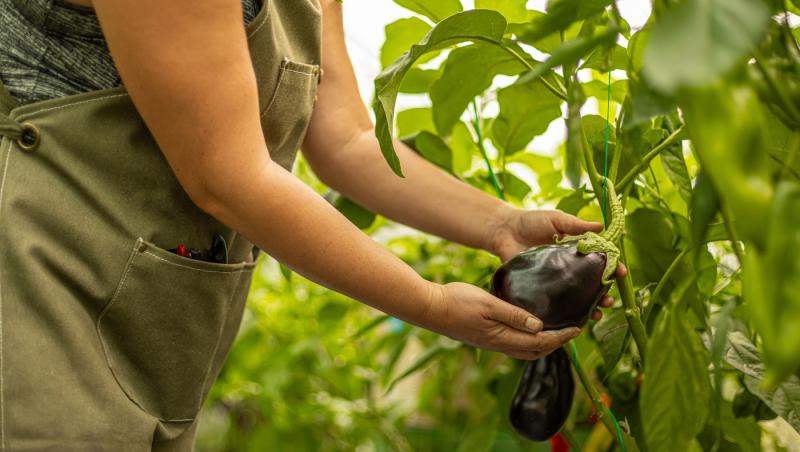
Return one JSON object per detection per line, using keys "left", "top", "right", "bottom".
{"left": 550, "top": 211, "right": 603, "bottom": 236}
{"left": 488, "top": 297, "right": 543, "bottom": 333}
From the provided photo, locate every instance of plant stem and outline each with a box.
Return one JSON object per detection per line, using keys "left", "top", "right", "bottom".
{"left": 719, "top": 200, "right": 745, "bottom": 266}
{"left": 618, "top": 265, "right": 647, "bottom": 365}
{"left": 643, "top": 248, "right": 690, "bottom": 324}
{"left": 617, "top": 125, "right": 685, "bottom": 191}
{"left": 566, "top": 344, "right": 626, "bottom": 450}
{"left": 568, "top": 68, "right": 648, "bottom": 363}
{"left": 471, "top": 100, "right": 505, "bottom": 200}
{"left": 474, "top": 38, "right": 569, "bottom": 101}
{"left": 753, "top": 50, "right": 800, "bottom": 126}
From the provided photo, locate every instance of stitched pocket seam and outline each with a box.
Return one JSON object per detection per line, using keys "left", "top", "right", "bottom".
{"left": 96, "top": 237, "right": 253, "bottom": 423}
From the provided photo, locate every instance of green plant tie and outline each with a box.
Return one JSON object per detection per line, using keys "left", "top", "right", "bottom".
{"left": 603, "top": 71, "right": 611, "bottom": 225}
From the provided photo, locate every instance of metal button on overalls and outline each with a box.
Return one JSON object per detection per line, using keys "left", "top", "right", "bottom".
{"left": 0, "top": 0, "right": 322, "bottom": 450}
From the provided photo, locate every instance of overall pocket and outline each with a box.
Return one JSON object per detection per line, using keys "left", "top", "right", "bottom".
{"left": 260, "top": 57, "right": 320, "bottom": 171}
{"left": 97, "top": 237, "right": 257, "bottom": 422}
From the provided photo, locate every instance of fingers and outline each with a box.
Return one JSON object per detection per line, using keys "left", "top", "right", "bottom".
{"left": 616, "top": 262, "right": 628, "bottom": 278}
{"left": 550, "top": 210, "right": 603, "bottom": 236}
{"left": 490, "top": 325, "right": 581, "bottom": 353}
{"left": 600, "top": 294, "right": 614, "bottom": 308}
{"left": 591, "top": 310, "right": 602, "bottom": 321}
{"left": 504, "top": 349, "right": 550, "bottom": 361}
{"left": 489, "top": 298, "right": 543, "bottom": 333}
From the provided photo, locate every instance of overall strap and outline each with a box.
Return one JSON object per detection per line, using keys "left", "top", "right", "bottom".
{"left": 0, "top": 78, "right": 23, "bottom": 140}
{"left": 0, "top": 76, "right": 19, "bottom": 117}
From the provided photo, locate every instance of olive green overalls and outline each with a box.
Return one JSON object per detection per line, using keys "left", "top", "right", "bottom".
{"left": 0, "top": 0, "right": 321, "bottom": 450}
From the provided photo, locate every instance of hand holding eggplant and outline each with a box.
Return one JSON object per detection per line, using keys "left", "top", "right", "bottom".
{"left": 491, "top": 177, "right": 627, "bottom": 441}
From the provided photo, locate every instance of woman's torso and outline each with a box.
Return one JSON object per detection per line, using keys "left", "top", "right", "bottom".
{"left": 0, "top": 0, "right": 261, "bottom": 106}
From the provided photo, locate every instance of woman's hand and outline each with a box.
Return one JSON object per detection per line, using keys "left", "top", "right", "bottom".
{"left": 425, "top": 282, "right": 581, "bottom": 360}
{"left": 485, "top": 207, "right": 628, "bottom": 320}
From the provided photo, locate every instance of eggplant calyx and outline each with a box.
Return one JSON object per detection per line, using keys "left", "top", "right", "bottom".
{"left": 555, "top": 177, "right": 624, "bottom": 285}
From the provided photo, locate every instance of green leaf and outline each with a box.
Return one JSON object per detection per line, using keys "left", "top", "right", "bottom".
{"left": 317, "top": 302, "right": 348, "bottom": 324}
{"left": 381, "top": 327, "right": 413, "bottom": 386}
{"left": 515, "top": 0, "right": 613, "bottom": 45}
{"left": 380, "top": 18, "right": 433, "bottom": 68}
{"left": 373, "top": 10, "right": 508, "bottom": 176}
{"left": 623, "top": 78, "right": 677, "bottom": 129}
{"left": 516, "top": 27, "right": 619, "bottom": 87}
{"left": 491, "top": 81, "right": 561, "bottom": 154}
{"left": 582, "top": 44, "right": 628, "bottom": 71}
{"left": 475, "top": 0, "right": 527, "bottom": 23}
{"left": 761, "top": 181, "right": 800, "bottom": 380}
{"left": 385, "top": 344, "right": 444, "bottom": 393}
{"left": 626, "top": 208, "right": 680, "bottom": 284}
{"left": 641, "top": 305, "right": 711, "bottom": 452}
{"left": 643, "top": 0, "right": 771, "bottom": 93}
{"left": 431, "top": 42, "right": 528, "bottom": 135}
{"left": 279, "top": 263, "right": 292, "bottom": 282}
{"left": 660, "top": 142, "right": 692, "bottom": 204}
{"left": 556, "top": 187, "right": 590, "bottom": 215}
{"left": 455, "top": 422, "right": 499, "bottom": 452}
{"left": 690, "top": 170, "right": 720, "bottom": 246}
{"left": 399, "top": 68, "right": 440, "bottom": 94}
{"left": 402, "top": 131, "right": 453, "bottom": 171}
{"left": 450, "top": 122, "right": 479, "bottom": 174}
{"left": 496, "top": 172, "right": 531, "bottom": 200}
{"left": 392, "top": 0, "right": 463, "bottom": 23}
{"left": 583, "top": 79, "right": 628, "bottom": 104}
{"left": 711, "top": 299, "right": 736, "bottom": 411}
{"left": 724, "top": 331, "right": 800, "bottom": 431}
{"left": 327, "top": 192, "right": 376, "bottom": 229}
{"left": 397, "top": 107, "right": 435, "bottom": 137}
{"left": 592, "top": 306, "right": 628, "bottom": 369}
{"left": 353, "top": 315, "right": 391, "bottom": 339}
{"left": 583, "top": 114, "right": 616, "bottom": 172}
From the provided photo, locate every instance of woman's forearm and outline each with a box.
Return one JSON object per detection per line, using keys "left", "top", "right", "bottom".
{"left": 197, "top": 158, "right": 440, "bottom": 328}
{"left": 305, "top": 130, "right": 514, "bottom": 254}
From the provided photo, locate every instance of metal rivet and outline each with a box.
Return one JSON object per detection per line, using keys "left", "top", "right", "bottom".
{"left": 17, "top": 122, "right": 40, "bottom": 152}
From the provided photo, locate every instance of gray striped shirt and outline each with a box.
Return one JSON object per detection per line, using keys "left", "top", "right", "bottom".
{"left": 0, "top": 0, "right": 260, "bottom": 106}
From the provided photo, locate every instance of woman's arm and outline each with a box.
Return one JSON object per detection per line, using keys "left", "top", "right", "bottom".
{"left": 91, "top": 0, "right": 579, "bottom": 359}
{"left": 303, "top": 1, "right": 611, "bottom": 265}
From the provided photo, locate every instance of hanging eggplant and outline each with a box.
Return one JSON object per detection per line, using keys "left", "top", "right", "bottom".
{"left": 509, "top": 348, "right": 575, "bottom": 441}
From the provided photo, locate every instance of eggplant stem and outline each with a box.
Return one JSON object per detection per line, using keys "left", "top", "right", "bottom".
{"left": 566, "top": 343, "right": 627, "bottom": 451}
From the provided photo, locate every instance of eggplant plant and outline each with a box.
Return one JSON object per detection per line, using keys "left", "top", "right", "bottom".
{"left": 362, "top": 0, "right": 800, "bottom": 450}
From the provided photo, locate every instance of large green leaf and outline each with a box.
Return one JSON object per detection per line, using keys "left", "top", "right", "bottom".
{"left": 643, "top": 0, "right": 771, "bottom": 93}
{"left": 430, "top": 42, "right": 528, "bottom": 136}
{"left": 490, "top": 81, "right": 561, "bottom": 155}
{"left": 516, "top": 27, "right": 618, "bottom": 87}
{"left": 592, "top": 306, "right": 628, "bottom": 369}
{"left": 401, "top": 131, "right": 454, "bottom": 172}
{"left": 660, "top": 143, "right": 692, "bottom": 204}
{"left": 515, "top": 0, "right": 613, "bottom": 45}
{"left": 326, "top": 192, "right": 376, "bottom": 230}
{"left": 392, "top": 0, "right": 463, "bottom": 23}
{"left": 380, "top": 18, "right": 433, "bottom": 68}
{"left": 475, "top": 0, "right": 527, "bottom": 23}
{"left": 749, "top": 181, "right": 800, "bottom": 382}
{"left": 396, "top": 107, "right": 435, "bottom": 137}
{"left": 690, "top": 170, "right": 720, "bottom": 246}
{"left": 582, "top": 44, "right": 628, "bottom": 71}
{"left": 641, "top": 305, "right": 711, "bottom": 452}
{"left": 625, "top": 208, "right": 680, "bottom": 284}
{"left": 373, "top": 10, "right": 508, "bottom": 176}
{"left": 725, "top": 331, "right": 800, "bottom": 432}
{"left": 399, "top": 68, "right": 440, "bottom": 94}
{"left": 583, "top": 79, "right": 628, "bottom": 104}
